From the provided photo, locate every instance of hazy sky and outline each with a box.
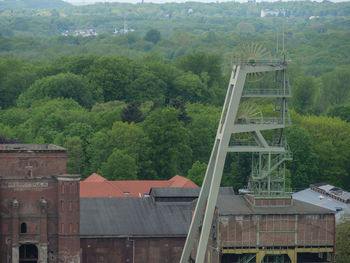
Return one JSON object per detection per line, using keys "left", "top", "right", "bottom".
{"left": 63, "top": 0, "right": 348, "bottom": 5}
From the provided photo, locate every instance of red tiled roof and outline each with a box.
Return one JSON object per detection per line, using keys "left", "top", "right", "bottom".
{"left": 83, "top": 173, "right": 106, "bottom": 182}
{"left": 168, "top": 175, "right": 198, "bottom": 188}
{"left": 80, "top": 182, "right": 123, "bottom": 197}
{"left": 80, "top": 174, "right": 198, "bottom": 198}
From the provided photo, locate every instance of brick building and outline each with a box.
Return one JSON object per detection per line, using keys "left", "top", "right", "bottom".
{"left": 0, "top": 144, "right": 80, "bottom": 263}
{"left": 0, "top": 144, "right": 336, "bottom": 263}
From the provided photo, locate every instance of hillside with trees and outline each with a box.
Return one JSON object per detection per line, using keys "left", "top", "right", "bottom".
{"left": 0, "top": 1, "right": 349, "bottom": 193}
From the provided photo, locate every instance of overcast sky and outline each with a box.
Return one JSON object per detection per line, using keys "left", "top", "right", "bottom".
{"left": 63, "top": 0, "right": 348, "bottom": 4}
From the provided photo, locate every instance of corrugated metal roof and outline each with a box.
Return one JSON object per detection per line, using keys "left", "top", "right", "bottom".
{"left": 293, "top": 188, "right": 350, "bottom": 221}
{"left": 80, "top": 197, "right": 191, "bottom": 236}
{"left": 80, "top": 190, "right": 333, "bottom": 237}
{"left": 319, "top": 184, "right": 335, "bottom": 192}
{"left": 150, "top": 187, "right": 234, "bottom": 198}
{"left": 217, "top": 195, "right": 334, "bottom": 216}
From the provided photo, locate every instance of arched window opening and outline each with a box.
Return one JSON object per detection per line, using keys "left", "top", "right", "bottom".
{"left": 20, "top": 244, "right": 38, "bottom": 263}
{"left": 20, "top": 222, "right": 27, "bottom": 233}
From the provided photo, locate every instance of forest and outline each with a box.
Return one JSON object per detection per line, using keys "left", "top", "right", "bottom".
{"left": 0, "top": 0, "right": 349, "bottom": 194}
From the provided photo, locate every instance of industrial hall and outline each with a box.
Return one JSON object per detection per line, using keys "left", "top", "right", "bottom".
{"left": 0, "top": 143, "right": 335, "bottom": 263}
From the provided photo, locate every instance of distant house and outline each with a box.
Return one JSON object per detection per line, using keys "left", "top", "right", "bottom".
{"left": 260, "top": 9, "right": 286, "bottom": 18}
{"left": 80, "top": 173, "right": 198, "bottom": 198}
{"left": 293, "top": 183, "right": 350, "bottom": 223}
{"left": 74, "top": 29, "right": 97, "bottom": 37}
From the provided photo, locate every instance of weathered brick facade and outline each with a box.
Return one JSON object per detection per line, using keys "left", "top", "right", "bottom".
{"left": 0, "top": 144, "right": 336, "bottom": 263}
{"left": 81, "top": 237, "right": 186, "bottom": 263}
{"left": 0, "top": 144, "right": 80, "bottom": 263}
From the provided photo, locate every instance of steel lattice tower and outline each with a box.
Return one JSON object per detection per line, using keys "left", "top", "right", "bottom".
{"left": 180, "top": 42, "right": 292, "bottom": 263}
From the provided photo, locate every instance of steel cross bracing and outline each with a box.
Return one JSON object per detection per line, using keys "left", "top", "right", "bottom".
{"left": 179, "top": 61, "right": 291, "bottom": 263}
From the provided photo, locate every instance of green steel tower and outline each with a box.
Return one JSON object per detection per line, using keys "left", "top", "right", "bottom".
{"left": 180, "top": 42, "right": 292, "bottom": 263}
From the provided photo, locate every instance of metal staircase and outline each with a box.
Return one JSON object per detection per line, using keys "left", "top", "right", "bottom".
{"left": 238, "top": 254, "right": 256, "bottom": 263}
{"left": 179, "top": 43, "right": 292, "bottom": 263}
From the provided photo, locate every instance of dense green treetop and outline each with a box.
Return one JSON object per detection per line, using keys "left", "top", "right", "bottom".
{"left": 0, "top": 1, "right": 349, "bottom": 192}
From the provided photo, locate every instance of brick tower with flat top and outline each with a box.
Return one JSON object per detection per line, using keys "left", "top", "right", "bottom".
{"left": 0, "top": 144, "right": 80, "bottom": 263}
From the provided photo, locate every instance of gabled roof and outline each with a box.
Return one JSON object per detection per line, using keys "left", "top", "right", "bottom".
{"left": 80, "top": 174, "right": 198, "bottom": 198}
{"left": 168, "top": 175, "right": 198, "bottom": 188}
{"left": 84, "top": 173, "right": 106, "bottom": 182}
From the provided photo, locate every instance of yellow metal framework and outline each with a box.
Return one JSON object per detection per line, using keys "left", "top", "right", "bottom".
{"left": 222, "top": 247, "right": 334, "bottom": 263}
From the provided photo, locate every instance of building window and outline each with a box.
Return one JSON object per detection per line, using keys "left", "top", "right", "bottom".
{"left": 69, "top": 201, "right": 73, "bottom": 212}
{"left": 21, "top": 222, "right": 27, "bottom": 233}
{"left": 69, "top": 223, "right": 73, "bottom": 234}
{"left": 61, "top": 223, "right": 64, "bottom": 233}
{"left": 69, "top": 183, "right": 73, "bottom": 193}
{"left": 61, "top": 201, "right": 64, "bottom": 212}
{"left": 2, "top": 223, "right": 8, "bottom": 234}
{"left": 61, "top": 183, "right": 65, "bottom": 194}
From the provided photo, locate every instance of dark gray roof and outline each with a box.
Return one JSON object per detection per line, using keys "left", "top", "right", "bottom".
{"left": 80, "top": 197, "right": 191, "bottom": 237}
{"left": 150, "top": 187, "right": 234, "bottom": 197}
{"left": 81, "top": 191, "right": 334, "bottom": 237}
{"left": 217, "top": 195, "right": 335, "bottom": 216}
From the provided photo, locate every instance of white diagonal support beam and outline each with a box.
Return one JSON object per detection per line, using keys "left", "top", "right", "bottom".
{"left": 180, "top": 59, "right": 291, "bottom": 263}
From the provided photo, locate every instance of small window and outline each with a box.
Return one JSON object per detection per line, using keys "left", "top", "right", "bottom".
{"left": 69, "top": 202, "right": 73, "bottom": 212}
{"left": 61, "top": 183, "right": 65, "bottom": 194}
{"left": 69, "top": 183, "right": 73, "bottom": 193}
{"left": 20, "top": 222, "right": 27, "bottom": 233}
{"left": 61, "top": 223, "right": 64, "bottom": 233}
{"left": 69, "top": 223, "right": 73, "bottom": 233}
{"left": 2, "top": 223, "right": 8, "bottom": 234}
{"left": 61, "top": 201, "right": 64, "bottom": 212}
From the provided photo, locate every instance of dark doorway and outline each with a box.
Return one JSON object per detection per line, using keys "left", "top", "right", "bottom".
{"left": 19, "top": 244, "right": 38, "bottom": 263}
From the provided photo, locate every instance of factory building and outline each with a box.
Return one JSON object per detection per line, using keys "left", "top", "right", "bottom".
{"left": 0, "top": 144, "right": 80, "bottom": 263}
{"left": 293, "top": 183, "right": 350, "bottom": 223}
{"left": 0, "top": 144, "right": 335, "bottom": 263}
{"left": 207, "top": 194, "right": 335, "bottom": 263}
